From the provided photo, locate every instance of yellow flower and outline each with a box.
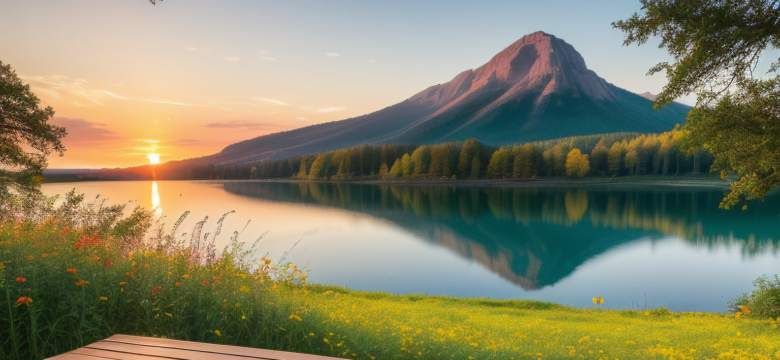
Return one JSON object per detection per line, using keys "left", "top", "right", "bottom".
{"left": 182, "top": 274, "right": 189, "bottom": 278}
{"left": 592, "top": 297, "right": 604, "bottom": 304}
{"left": 214, "top": 330, "right": 221, "bottom": 337}
{"left": 165, "top": 313, "right": 172, "bottom": 317}
{"left": 99, "top": 296, "right": 108, "bottom": 301}
{"left": 239, "top": 286, "right": 250, "bottom": 293}
{"left": 289, "top": 314, "right": 302, "bottom": 321}
{"left": 738, "top": 305, "right": 751, "bottom": 314}
{"left": 323, "top": 338, "right": 330, "bottom": 344}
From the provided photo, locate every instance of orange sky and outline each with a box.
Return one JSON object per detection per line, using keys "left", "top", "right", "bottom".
{"left": 2, "top": 1, "right": 711, "bottom": 169}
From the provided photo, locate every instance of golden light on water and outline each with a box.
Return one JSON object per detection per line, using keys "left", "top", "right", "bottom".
{"left": 151, "top": 181, "right": 162, "bottom": 216}
{"left": 147, "top": 153, "right": 161, "bottom": 165}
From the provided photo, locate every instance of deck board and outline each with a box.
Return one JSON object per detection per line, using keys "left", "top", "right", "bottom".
{"left": 46, "top": 335, "right": 344, "bottom": 360}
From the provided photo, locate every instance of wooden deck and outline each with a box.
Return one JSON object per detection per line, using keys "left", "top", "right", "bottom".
{"left": 47, "top": 334, "right": 344, "bottom": 360}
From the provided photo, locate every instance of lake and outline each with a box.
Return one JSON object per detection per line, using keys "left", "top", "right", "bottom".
{"left": 42, "top": 180, "right": 779, "bottom": 312}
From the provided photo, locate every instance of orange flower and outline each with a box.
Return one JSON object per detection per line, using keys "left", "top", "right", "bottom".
{"left": 103, "top": 260, "right": 113, "bottom": 266}
{"left": 16, "top": 277, "right": 26, "bottom": 282}
{"left": 738, "top": 305, "right": 751, "bottom": 315}
{"left": 126, "top": 271, "right": 134, "bottom": 277}
{"left": 27, "top": 256, "right": 34, "bottom": 260}
{"left": 175, "top": 282, "right": 181, "bottom": 287}
{"left": 52, "top": 252, "right": 58, "bottom": 256}
{"left": 41, "top": 254, "right": 48, "bottom": 258}
{"left": 16, "top": 297, "right": 32, "bottom": 306}
{"left": 66, "top": 268, "right": 77, "bottom": 274}
{"left": 76, "top": 280, "right": 89, "bottom": 286}
{"left": 202, "top": 281, "right": 209, "bottom": 286}
{"left": 93, "top": 256, "right": 100, "bottom": 261}
{"left": 152, "top": 286, "right": 162, "bottom": 296}
{"left": 119, "top": 281, "right": 126, "bottom": 286}
{"left": 59, "top": 227, "right": 70, "bottom": 236}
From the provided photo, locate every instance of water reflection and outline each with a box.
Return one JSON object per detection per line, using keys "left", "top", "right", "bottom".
{"left": 221, "top": 181, "right": 780, "bottom": 290}
{"left": 151, "top": 181, "right": 162, "bottom": 216}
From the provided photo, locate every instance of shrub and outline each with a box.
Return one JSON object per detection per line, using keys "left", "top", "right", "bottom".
{"left": 729, "top": 274, "right": 780, "bottom": 319}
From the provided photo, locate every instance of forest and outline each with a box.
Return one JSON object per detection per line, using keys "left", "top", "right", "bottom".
{"left": 210, "top": 128, "right": 713, "bottom": 181}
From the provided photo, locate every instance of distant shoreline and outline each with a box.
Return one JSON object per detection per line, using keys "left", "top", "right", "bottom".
{"left": 216, "top": 175, "right": 731, "bottom": 190}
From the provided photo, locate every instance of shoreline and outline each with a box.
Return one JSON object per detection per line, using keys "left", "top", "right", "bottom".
{"left": 216, "top": 175, "right": 731, "bottom": 190}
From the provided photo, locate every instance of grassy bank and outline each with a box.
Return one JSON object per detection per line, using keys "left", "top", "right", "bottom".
{"left": 1, "top": 193, "right": 779, "bottom": 359}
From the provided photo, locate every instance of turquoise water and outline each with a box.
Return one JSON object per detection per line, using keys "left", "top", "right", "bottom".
{"left": 43, "top": 180, "right": 780, "bottom": 312}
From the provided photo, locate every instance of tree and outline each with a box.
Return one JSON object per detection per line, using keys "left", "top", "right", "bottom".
{"left": 607, "top": 141, "right": 627, "bottom": 175}
{"left": 401, "top": 154, "right": 414, "bottom": 178}
{"left": 486, "top": 146, "right": 512, "bottom": 179}
{"left": 388, "top": 159, "right": 403, "bottom": 178}
{"left": 1, "top": 62, "right": 66, "bottom": 196}
{"left": 589, "top": 142, "right": 609, "bottom": 175}
{"left": 410, "top": 145, "right": 431, "bottom": 175}
{"left": 565, "top": 149, "right": 590, "bottom": 178}
{"left": 470, "top": 156, "right": 481, "bottom": 179}
{"left": 614, "top": 0, "right": 780, "bottom": 207}
{"left": 458, "top": 139, "right": 483, "bottom": 178}
{"left": 378, "top": 163, "right": 389, "bottom": 178}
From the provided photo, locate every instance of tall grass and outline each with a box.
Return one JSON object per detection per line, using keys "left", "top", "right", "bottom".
{"left": 1, "top": 190, "right": 779, "bottom": 360}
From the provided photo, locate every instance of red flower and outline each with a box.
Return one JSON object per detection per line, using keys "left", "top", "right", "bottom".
{"left": 16, "top": 277, "right": 26, "bottom": 282}
{"left": 152, "top": 286, "right": 162, "bottom": 296}
{"left": 175, "top": 282, "right": 181, "bottom": 287}
{"left": 103, "top": 260, "right": 113, "bottom": 266}
{"left": 202, "top": 281, "right": 209, "bottom": 286}
{"left": 16, "top": 297, "right": 32, "bottom": 306}
{"left": 66, "top": 268, "right": 77, "bottom": 274}
{"left": 76, "top": 280, "right": 89, "bottom": 286}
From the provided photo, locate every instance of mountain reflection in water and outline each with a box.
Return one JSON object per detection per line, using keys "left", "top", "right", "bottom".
{"left": 220, "top": 181, "right": 780, "bottom": 291}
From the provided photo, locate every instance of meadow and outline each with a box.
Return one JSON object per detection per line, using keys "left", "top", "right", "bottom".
{"left": 1, "top": 191, "right": 779, "bottom": 360}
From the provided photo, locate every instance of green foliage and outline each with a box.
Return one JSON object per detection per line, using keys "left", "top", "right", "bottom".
{"left": 0, "top": 62, "right": 67, "bottom": 197}
{"left": 730, "top": 275, "right": 780, "bottom": 319}
{"left": 486, "top": 146, "right": 512, "bottom": 179}
{"left": 614, "top": 0, "right": 780, "bottom": 207}
{"left": 388, "top": 159, "right": 402, "bottom": 178}
{"left": 458, "top": 139, "right": 483, "bottom": 179}
{"left": 409, "top": 146, "right": 431, "bottom": 176}
{"left": 401, "top": 154, "right": 414, "bottom": 178}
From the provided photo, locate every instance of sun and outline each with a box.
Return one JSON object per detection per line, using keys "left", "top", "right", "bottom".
{"left": 147, "top": 153, "right": 161, "bottom": 165}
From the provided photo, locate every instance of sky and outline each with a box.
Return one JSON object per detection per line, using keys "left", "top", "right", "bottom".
{"left": 0, "top": 0, "right": 714, "bottom": 169}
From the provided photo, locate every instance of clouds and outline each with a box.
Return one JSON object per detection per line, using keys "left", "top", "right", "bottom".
{"left": 315, "top": 107, "right": 346, "bottom": 113}
{"left": 203, "top": 121, "right": 284, "bottom": 130}
{"left": 50, "top": 117, "right": 122, "bottom": 144}
{"left": 325, "top": 52, "right": 340, "bottom": 57}
{"left": 252, "top": 98, "right": 290, "bottom": 106}
{"left": 23, "top": 75, "right": 193, "bottom": 107}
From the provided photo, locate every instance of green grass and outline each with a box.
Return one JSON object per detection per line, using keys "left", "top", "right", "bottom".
{"left": 1, "top": 193, "right": 779, "bottom": 360}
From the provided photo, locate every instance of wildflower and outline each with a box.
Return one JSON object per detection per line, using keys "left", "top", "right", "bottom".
{"left": 165, "top": 313, "right": 172, "bottom": 317}
{"left": 239, "top": 286, "right": 250, "bottom": 293}
{"left": 738, "top": 305, "right": 751, "bottom": 315}
{"left": 592, "top": 297, "right": 604, "bottom": 304}
{"left": 27, "top": 256, "right": 34, "bottom": 260}
{"left": 16, "top": 277, "right": 26, "bottom": 282}
{"left": 67, "top": 268, "right": 77, "bottom": 274}
{"left": 42, "top": 254, "right": 48, "bottom": 258}
{"left": 152, "top": 286, "right": 162, "bottom": 296}
{"left": 289, "top": 314, "right": 302, "bottom": 321}
{"left": 76, "top": 280, "right": 89, "bottom": 286}
{"left": 175, "top": 282, "right": 181, "bottom": 287}
{"left": 16, "top": 297, "right": 32, "bottom": 306}
{"left": 241, "top": 315, "right": 246, "bottom": 320}
{"left": 202, "top": 281, "right": 209, "bottom": 286}
{"left": 93, "top": 256, "right": 100, "bottom": 261}
{"left": 59, "top": 227, "right": 70, "bottom": 236}
{"left": 214, "top": 330, "right": 221, "bottom": 337}
{"left": 126, "top": 271, "right": 134, "bottom": 277}
{"left": 323, "top": 338, "right": 330, "bottom": 344}
{"left": 182, "top": 274, "right": 189, "bottom": 278}
{"left": 309, "top": 333, "right": 315, "bottom": 336}
{"left": 235, "top": 303, "right": 241, "bottom": 308}
{"left": 99, "top": 296, "right": 108, "bottom": 301}
{"left": 103, "top": 260, "right": 113, "bottom": 266}
{"left": 52, "top": 252, "right": 58, "bottom": 256}
{"left": 119, "top": 281, "right": 126, "bottom": 286}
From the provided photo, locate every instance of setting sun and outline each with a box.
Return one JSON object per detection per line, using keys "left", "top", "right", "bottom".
{"left": 147, "top": 153, "right": 160, "bottom": 165}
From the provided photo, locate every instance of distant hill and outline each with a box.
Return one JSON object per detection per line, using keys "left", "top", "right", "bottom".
{"left": 196, "top": 31, "right": 689, "bottom": 166}
{"left": 638, "top": 92, "right": 657, "bottom": 101}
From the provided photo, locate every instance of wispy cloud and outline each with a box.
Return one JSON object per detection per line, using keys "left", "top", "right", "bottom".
{"left": 102, "top": 91, "right": 127, "bottom": 100}
{"left": 295, "top": 117, "right": 307, "bottom": 120}
{"left": 223, "top": 57, "right": 240, "bottom": 61}
{"left": 138, "top": 99, "right": 193, "bottom": 106}
{"left": 252, "top": 98, "right": 289, "bottom": 106}
{"left": 259, "top": 56, "right": 276, "bottom": 61}
{"left": 315, "top": 107, "right": 346, "bottom": 113}
{"left": 51, "top": 117, "right": 122, "bottom": 144}
{"left": 184, "top": 47, "right": 212, "bottom": 52}
{"left": 203, "top": 121, "right": 283, "bottom": 130}
{"left": 325, "top": 52, "right": 340, "bottom": 57}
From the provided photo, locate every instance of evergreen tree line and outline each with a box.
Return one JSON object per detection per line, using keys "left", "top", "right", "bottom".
{"left": 214, "top": 129, "right": 713, "bottom": 180}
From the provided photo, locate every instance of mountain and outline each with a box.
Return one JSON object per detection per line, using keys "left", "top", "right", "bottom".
{"left": 638, "top": 92, "right": 657, "bottom": 101}
{"left": 202, "top": 31, "right": 691, "bottom": 166}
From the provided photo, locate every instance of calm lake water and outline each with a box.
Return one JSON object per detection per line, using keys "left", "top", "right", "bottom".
{"left": 42, "top": 180, "right": 779, "bottom": 312}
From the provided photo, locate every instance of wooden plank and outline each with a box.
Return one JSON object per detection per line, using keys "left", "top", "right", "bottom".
{"left": 72, "top": 347, "right": 178, "bottom": 360}
{"left": 86, "top": 341, "right": 269, "bottom": 360}
{"left": 47, "top": 353, "right": 107, "bottom": 360}
{"left": 103, "top": 334, "right": 344, "bottom": 360}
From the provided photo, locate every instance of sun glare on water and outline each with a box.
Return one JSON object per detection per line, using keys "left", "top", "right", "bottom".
{"left": 147, "top": 153, "right": 160, "bottom": 165}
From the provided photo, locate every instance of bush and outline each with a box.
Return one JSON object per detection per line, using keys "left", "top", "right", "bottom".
{"left": 729, "top": 275, "right": 780, "bottom": 319}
